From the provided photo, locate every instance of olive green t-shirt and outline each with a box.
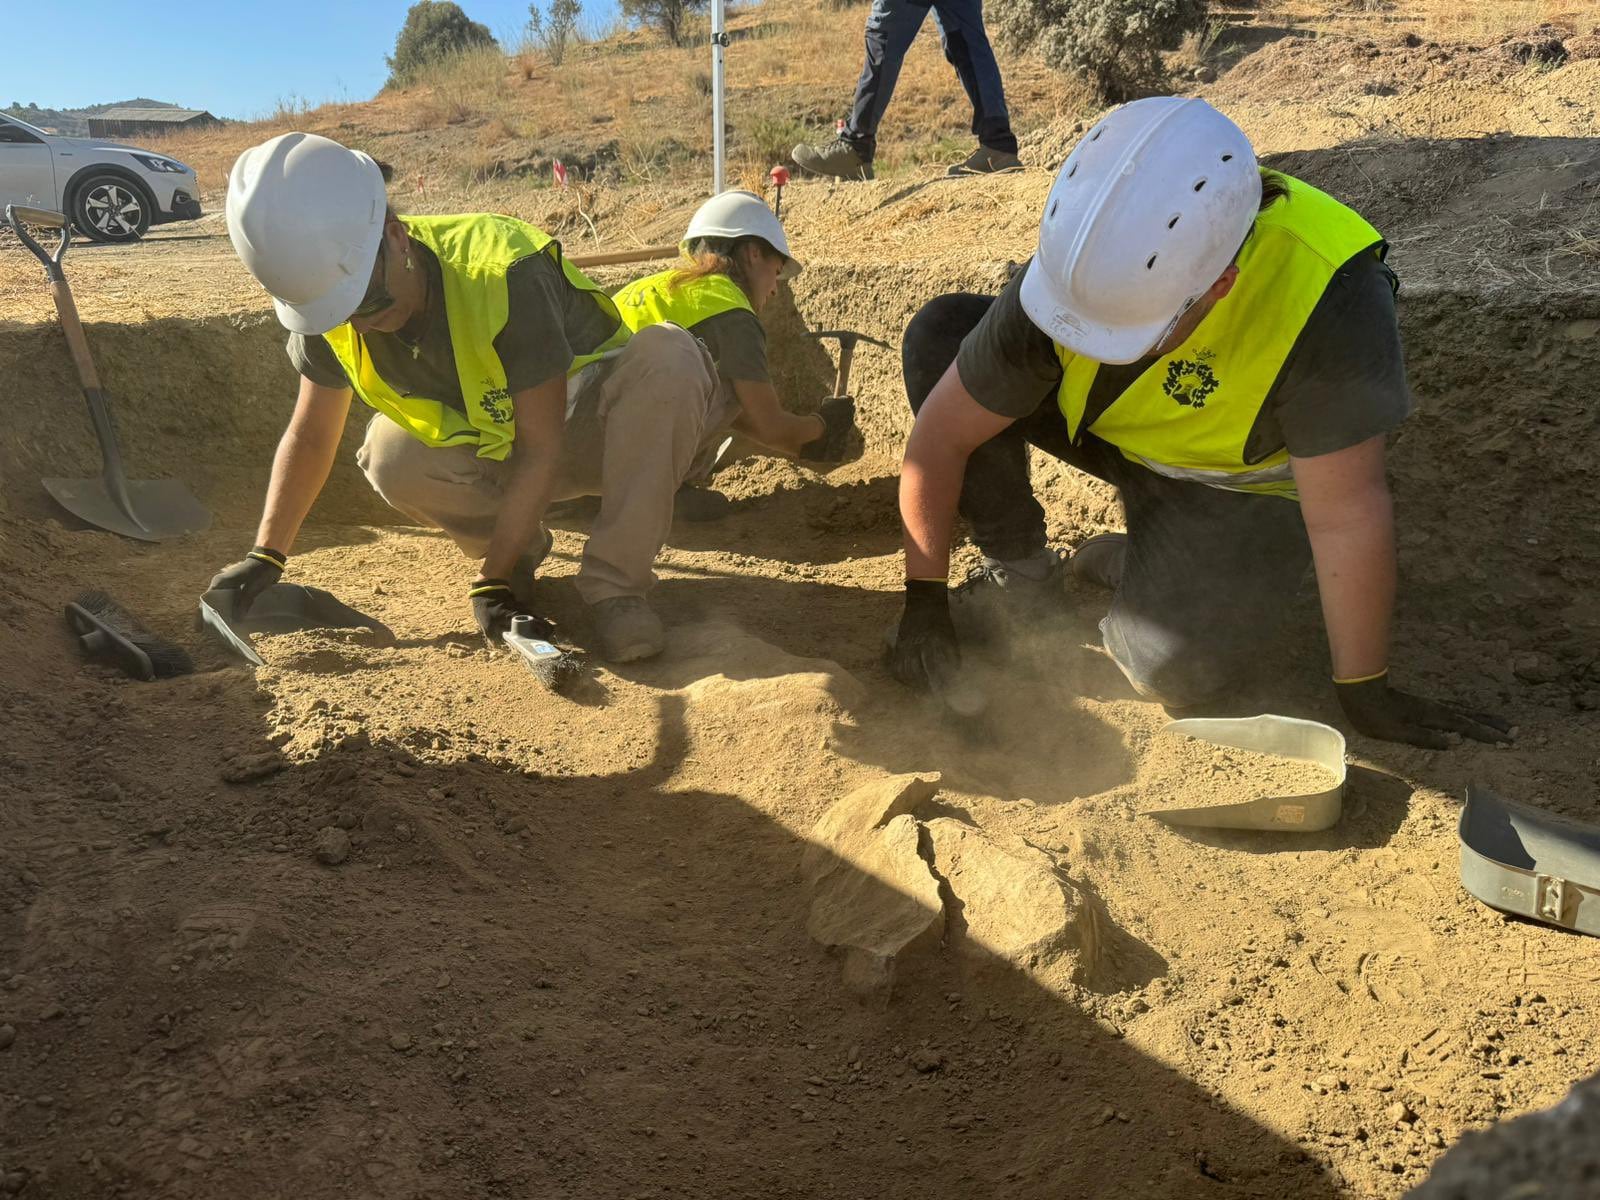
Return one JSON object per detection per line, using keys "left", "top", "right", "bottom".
{"left": 688, "top": 307, "right": 770, "bottom": 386}
{"left": 287, "top": 242, "right": 620, "bottom": 409}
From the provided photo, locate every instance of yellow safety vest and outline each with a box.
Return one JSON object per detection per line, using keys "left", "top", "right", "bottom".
{"left": 323, "top": 213, "right": 629, "bottom": 462}
{"left": 613, "top": 268, "right": 753, "bottom": 334}
{"left": 1054, "top": 174, "right": 1384, "bottom": 500}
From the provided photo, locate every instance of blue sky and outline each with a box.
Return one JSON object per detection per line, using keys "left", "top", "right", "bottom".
{"left": 4, "top": 0, "right": 619, "bottom": 121}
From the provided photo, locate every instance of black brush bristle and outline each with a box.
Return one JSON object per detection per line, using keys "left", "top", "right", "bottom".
{"left": 70, "top": 590, "right": 194, "bottom": 679}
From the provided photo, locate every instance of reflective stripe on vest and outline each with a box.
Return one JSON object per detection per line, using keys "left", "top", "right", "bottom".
{"left": 1053, "top": 174, "right": 1384, "bottom": 500}
{"left": 613, "top": 268, "right": 753, "bottom": 334}
{"left": 322, "top": 213, "right": 629, "bottom": 462}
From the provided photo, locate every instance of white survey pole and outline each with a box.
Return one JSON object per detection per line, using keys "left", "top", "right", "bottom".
{"left": 711, "top": 0, "right": 727, "bottom": 194}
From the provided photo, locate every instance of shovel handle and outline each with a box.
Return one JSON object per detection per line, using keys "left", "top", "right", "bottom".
{"left": 47, "top": 278, "right": 104, "bottom": 392}
{"left": 5, "top": 204, "right": 71, "bottom": 281}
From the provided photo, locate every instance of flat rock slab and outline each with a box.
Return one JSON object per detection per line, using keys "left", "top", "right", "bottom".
{"left": 926, "top": 817, "right": 1097, "bottom": 978}
{"left": 804, "top": 774, "right": 945, "bottom": 1000}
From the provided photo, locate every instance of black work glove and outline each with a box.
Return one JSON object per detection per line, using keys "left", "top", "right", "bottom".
{"left": 1335, "top": 672, "right": 1513, "bottom": 750}
{"left": 798, "top": 396, "right": 858, "bottom": 463}
{"left": 207, "top": 546, "right": 285, "bottom": 618}
{"left": 887, "top": 580, "right": 960, "bottom": 691}
{"left": 469, "top": 578, "right": 554, "bottom": 643}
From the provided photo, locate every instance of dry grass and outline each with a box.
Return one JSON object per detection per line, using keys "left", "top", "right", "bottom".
{"left": 1252, "top": 0, "right": 1597, "bottom": 41}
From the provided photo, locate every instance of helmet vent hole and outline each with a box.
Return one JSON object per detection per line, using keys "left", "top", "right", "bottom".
{"left": 1167, "top": 214, "right": 1181, "bottom": 229}
{"left": 1049, "top": 199, "right": 1059, "bottom": 219}
{"left": 1221, "top": 153, "right": 1233, "bottom": 162}
{"left": 1193, "top": 178, "right": 1207, "bottom": 192}
{"left": 1089, "top": 127, "right": 1103, "bottom": 141}
{"left": 1146, "top": 253, "right": 1158, "bottom": 270}
{"left": 1067, "top": 162, "right": 1077, "bottom": 178}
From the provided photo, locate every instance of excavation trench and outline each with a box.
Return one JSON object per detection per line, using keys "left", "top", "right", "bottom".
{"left": 1, "top": 235, "right": 1599, "bottom": 1198}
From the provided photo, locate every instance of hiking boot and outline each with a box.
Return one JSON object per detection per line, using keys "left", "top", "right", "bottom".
{"left": 675, "top": 483, "right": 733, "bottom": 523}
{"left": 948, "top": 146, "right": 1023, "bottom": 176}
{"left": 510, "top": 526, "right": 555, "bottom": 607}
{"left": 1069, "top": 532, "right": 1127, "bottom": 591}
{"left": 948, "top": 548, "right": 1068, "bottom": 641}
{"left": 590, "top": 596, "right": 665, "bottom": 663}
{"left": 792, "top": 137, "right": 875, "bottom": 181}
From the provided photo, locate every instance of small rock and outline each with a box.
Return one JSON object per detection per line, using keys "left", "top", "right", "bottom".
{"left": 1386, "top": 1101, "right": 1416, "bottom": 1126}
{"left": 334, "top": 809, "right": 359, "bottom": 830}
{"left": 0, "top": 1024, "right": 14, "bottom": 1050}
{"left": 314, "top": 827, "right": 351, "bottom": 866}
{"left": 389, "top": 1032, "right": 413, "bottom": 1051}
{"left": 947, "top": 1113, "right": 975, "bottom": 1130}
{"left": 1193, "top": 65, "right": 1217, "bottom": 83}
{"left": 910, "top": 1048, "right": 944, "bottom": 1074}
{"left": 220, "top": 751, "right": 289, "bottom": 784}
{"left": 1512, "top": 651, "right": 1562, "bottom": 684}
{"left": 504, "top": 817, "right": 529, "bottom": 834}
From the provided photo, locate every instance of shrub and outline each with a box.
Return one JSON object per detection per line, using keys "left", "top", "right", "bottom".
{"left": 527, "top": 0, "right": 583, "bottom": 66}
{"left": 990, "top": 0, "right": 1209, "bottom": 103}
{"left": 620, "top": 0, "right": 709, "bottom": 48}
{"left": 386, "top": 1, "right": 498, "bottom": 87}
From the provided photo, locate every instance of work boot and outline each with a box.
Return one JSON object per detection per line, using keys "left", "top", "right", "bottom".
{"left": 1069, "top": 532, "right": 1127, "bottom": 591}
{"left": 675, "top": 483, "right": 733, "bottom": 523}
{"left": 791, "top": 137, "right": 874, "bottom": 181}
{"left": 949, "top": 548, "right": 1068, "bottom": 642}
{"left": 510, "top": 526, "right": 555, "bottom": 607}
{"left": 948, "top": 146, "right": 1023, "bottom": 176}
{"left": 590, "top": 596, "right": 666, "bottom": 663}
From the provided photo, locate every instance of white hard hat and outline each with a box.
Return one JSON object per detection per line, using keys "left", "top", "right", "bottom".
{"left": 1019, "top": 97, "right": 1261, "bottom": 364}
{"left": 226, "top": 132, "right": 389, "bottom": 335}
{"left": 683, "top": 189, "right": 802, "bottom": 280}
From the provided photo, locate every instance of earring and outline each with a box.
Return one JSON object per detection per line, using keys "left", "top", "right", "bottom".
{"left": 404, "top": 254, "right": 413, "bottom": 271}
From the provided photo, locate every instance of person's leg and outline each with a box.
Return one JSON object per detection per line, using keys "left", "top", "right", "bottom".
{"left": 930, "top": 0, "right": 1016, "bottom": 155}
{"left": 844, "top": 0, "right": 932, "bottom": 162}
{"left": 357, "top": 413, "right": 507, "bottom": 559}
{"left": 1096, "top": 460, "right": 1314, "bottom": 709}
{"left": 574, "top": 323, "right": 720, "bottom": 606}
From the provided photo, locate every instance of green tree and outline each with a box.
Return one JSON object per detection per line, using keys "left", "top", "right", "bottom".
{"left": 386, "top": 1, "right": 498, "bottom": 87}
{"left": 990, "top": 0, "right": 1208, "bottom": 103}
{"left": 527, "top": 0, "right": 583, "bottom": 65}
{"left": 620, "top": 0, "right": 708, "bottom": 48}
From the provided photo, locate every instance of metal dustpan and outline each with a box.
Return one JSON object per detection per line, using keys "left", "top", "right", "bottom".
{"left": 7, "top": 204, "right": 210, "bottom": 541}
{"left": 199, "top": 584, "right": 392, "bottom": 667}
{"left": 1144, "top": 714, "right": 1347, "bottom": 832}
{"left": 1460, "top": 786, "right": 1600, "bottom": 937}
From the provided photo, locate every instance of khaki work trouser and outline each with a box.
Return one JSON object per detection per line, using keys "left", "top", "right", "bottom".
{"left": 355, "top": 323, "right": 728, "bottom": 604}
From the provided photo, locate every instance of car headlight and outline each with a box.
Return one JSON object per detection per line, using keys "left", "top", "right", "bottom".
{"left": 132, "top": 154, "right": 188, "bottom": 173}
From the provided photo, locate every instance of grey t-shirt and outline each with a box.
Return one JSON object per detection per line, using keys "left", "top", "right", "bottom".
{"left": 955, "top": 250, "right": 1412, "bottom": 462}
{"left": 287, "top": 242, "right": 620, "bottom": 409}
{"left": 690, "top": 307, "right": 770, "bottom": 385}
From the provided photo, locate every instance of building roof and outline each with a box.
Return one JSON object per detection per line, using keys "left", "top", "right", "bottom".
{"left": 92, "top": 107, "right": 213, "bottom": 123}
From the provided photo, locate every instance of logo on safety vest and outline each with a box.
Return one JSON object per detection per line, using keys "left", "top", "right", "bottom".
{"left": 1163, "top": 352, "right": 1219, "bottom": 409}
{"left": 479, "top": 385, "right": 512, "bottom": 423}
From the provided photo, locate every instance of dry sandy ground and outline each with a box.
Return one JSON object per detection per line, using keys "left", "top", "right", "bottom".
{"left": 3, "top": 28, "right": 1600, "bottom": 1200}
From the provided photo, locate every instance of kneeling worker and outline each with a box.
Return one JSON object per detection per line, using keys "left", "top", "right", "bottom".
{"left": 209, "top": 132, "right": 727, "bottom": 662}
{"left": 613, "top": 190, "right": 856, "bottom": 468}
{"left": 889, "top": 97, "right": 1509, "bottom": 749}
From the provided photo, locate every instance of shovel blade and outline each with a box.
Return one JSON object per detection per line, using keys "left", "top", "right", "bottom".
{"left": 44, "top": 476, "right": 212, "bottom": 542}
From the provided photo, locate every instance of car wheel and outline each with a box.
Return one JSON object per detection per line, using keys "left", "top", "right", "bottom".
{"left": 71, "top": 174, "right": 152, "bottom": 243}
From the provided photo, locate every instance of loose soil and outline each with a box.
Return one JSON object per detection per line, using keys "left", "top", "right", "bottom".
{"left": 1138, "top": 732, "right": 1343, "bottom": 813}
{"left": 4, "top": 22, "right": 1600, "bottom": 1200}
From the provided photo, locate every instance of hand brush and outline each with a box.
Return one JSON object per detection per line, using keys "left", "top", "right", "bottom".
{"left": 65, "top": 591, "right": 194, "bottom": 680}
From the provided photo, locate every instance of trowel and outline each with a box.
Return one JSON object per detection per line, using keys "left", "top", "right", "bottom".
{"left": 1460, "top": 785, "right": 1600, "bottom": 937}
{"left": 199, "top": 584, "right": 392, "bottom": 667}
{"left": 1143, "top": 714, "right": 1347, "bottom": 833}
{"left": 6, "top": 205, "right": 210, "bottom": 541}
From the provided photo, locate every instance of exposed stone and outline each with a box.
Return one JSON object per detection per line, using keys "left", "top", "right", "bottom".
{"left": 925, "top": 818, "right": 1098, "bottom": 978}
{"left": 804, "top": 774, "right": 944, "bottom": 1001}
{"left": 314, "top": 827, "right": 351, "bottom": 866}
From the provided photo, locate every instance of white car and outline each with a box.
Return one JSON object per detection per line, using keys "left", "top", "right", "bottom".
{"left": 0, "top": 111, "right": 202, "bottom": 243}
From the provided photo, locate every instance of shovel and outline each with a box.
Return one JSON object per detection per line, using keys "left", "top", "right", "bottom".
{"left": 6, "top": 204, "right": 210, "bottom": 541}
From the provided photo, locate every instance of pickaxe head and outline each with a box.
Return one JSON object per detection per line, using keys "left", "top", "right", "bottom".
{"left": 803, "top": 329, "right": 893, "bottom": 397}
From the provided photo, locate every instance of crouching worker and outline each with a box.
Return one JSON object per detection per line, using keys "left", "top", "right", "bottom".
{"left": 889, "top": 98, "right": 1510, "bottom": 750}
{"left": 613, "top": 189, "right": 858, "bottom": 488}
{"left": 208, "top": 132, "right": 728, "bottom": 663}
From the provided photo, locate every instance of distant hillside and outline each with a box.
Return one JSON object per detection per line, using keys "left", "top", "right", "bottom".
{"left": 1, "top": 98, "right": 184, "bottom": 136}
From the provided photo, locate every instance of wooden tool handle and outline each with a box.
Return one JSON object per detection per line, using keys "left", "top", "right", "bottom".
{"left": 50, "top": 278, "right": 103, "bottom": 391}
{"left": 567, "top": 243, "right": 680, "bottom": 268}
